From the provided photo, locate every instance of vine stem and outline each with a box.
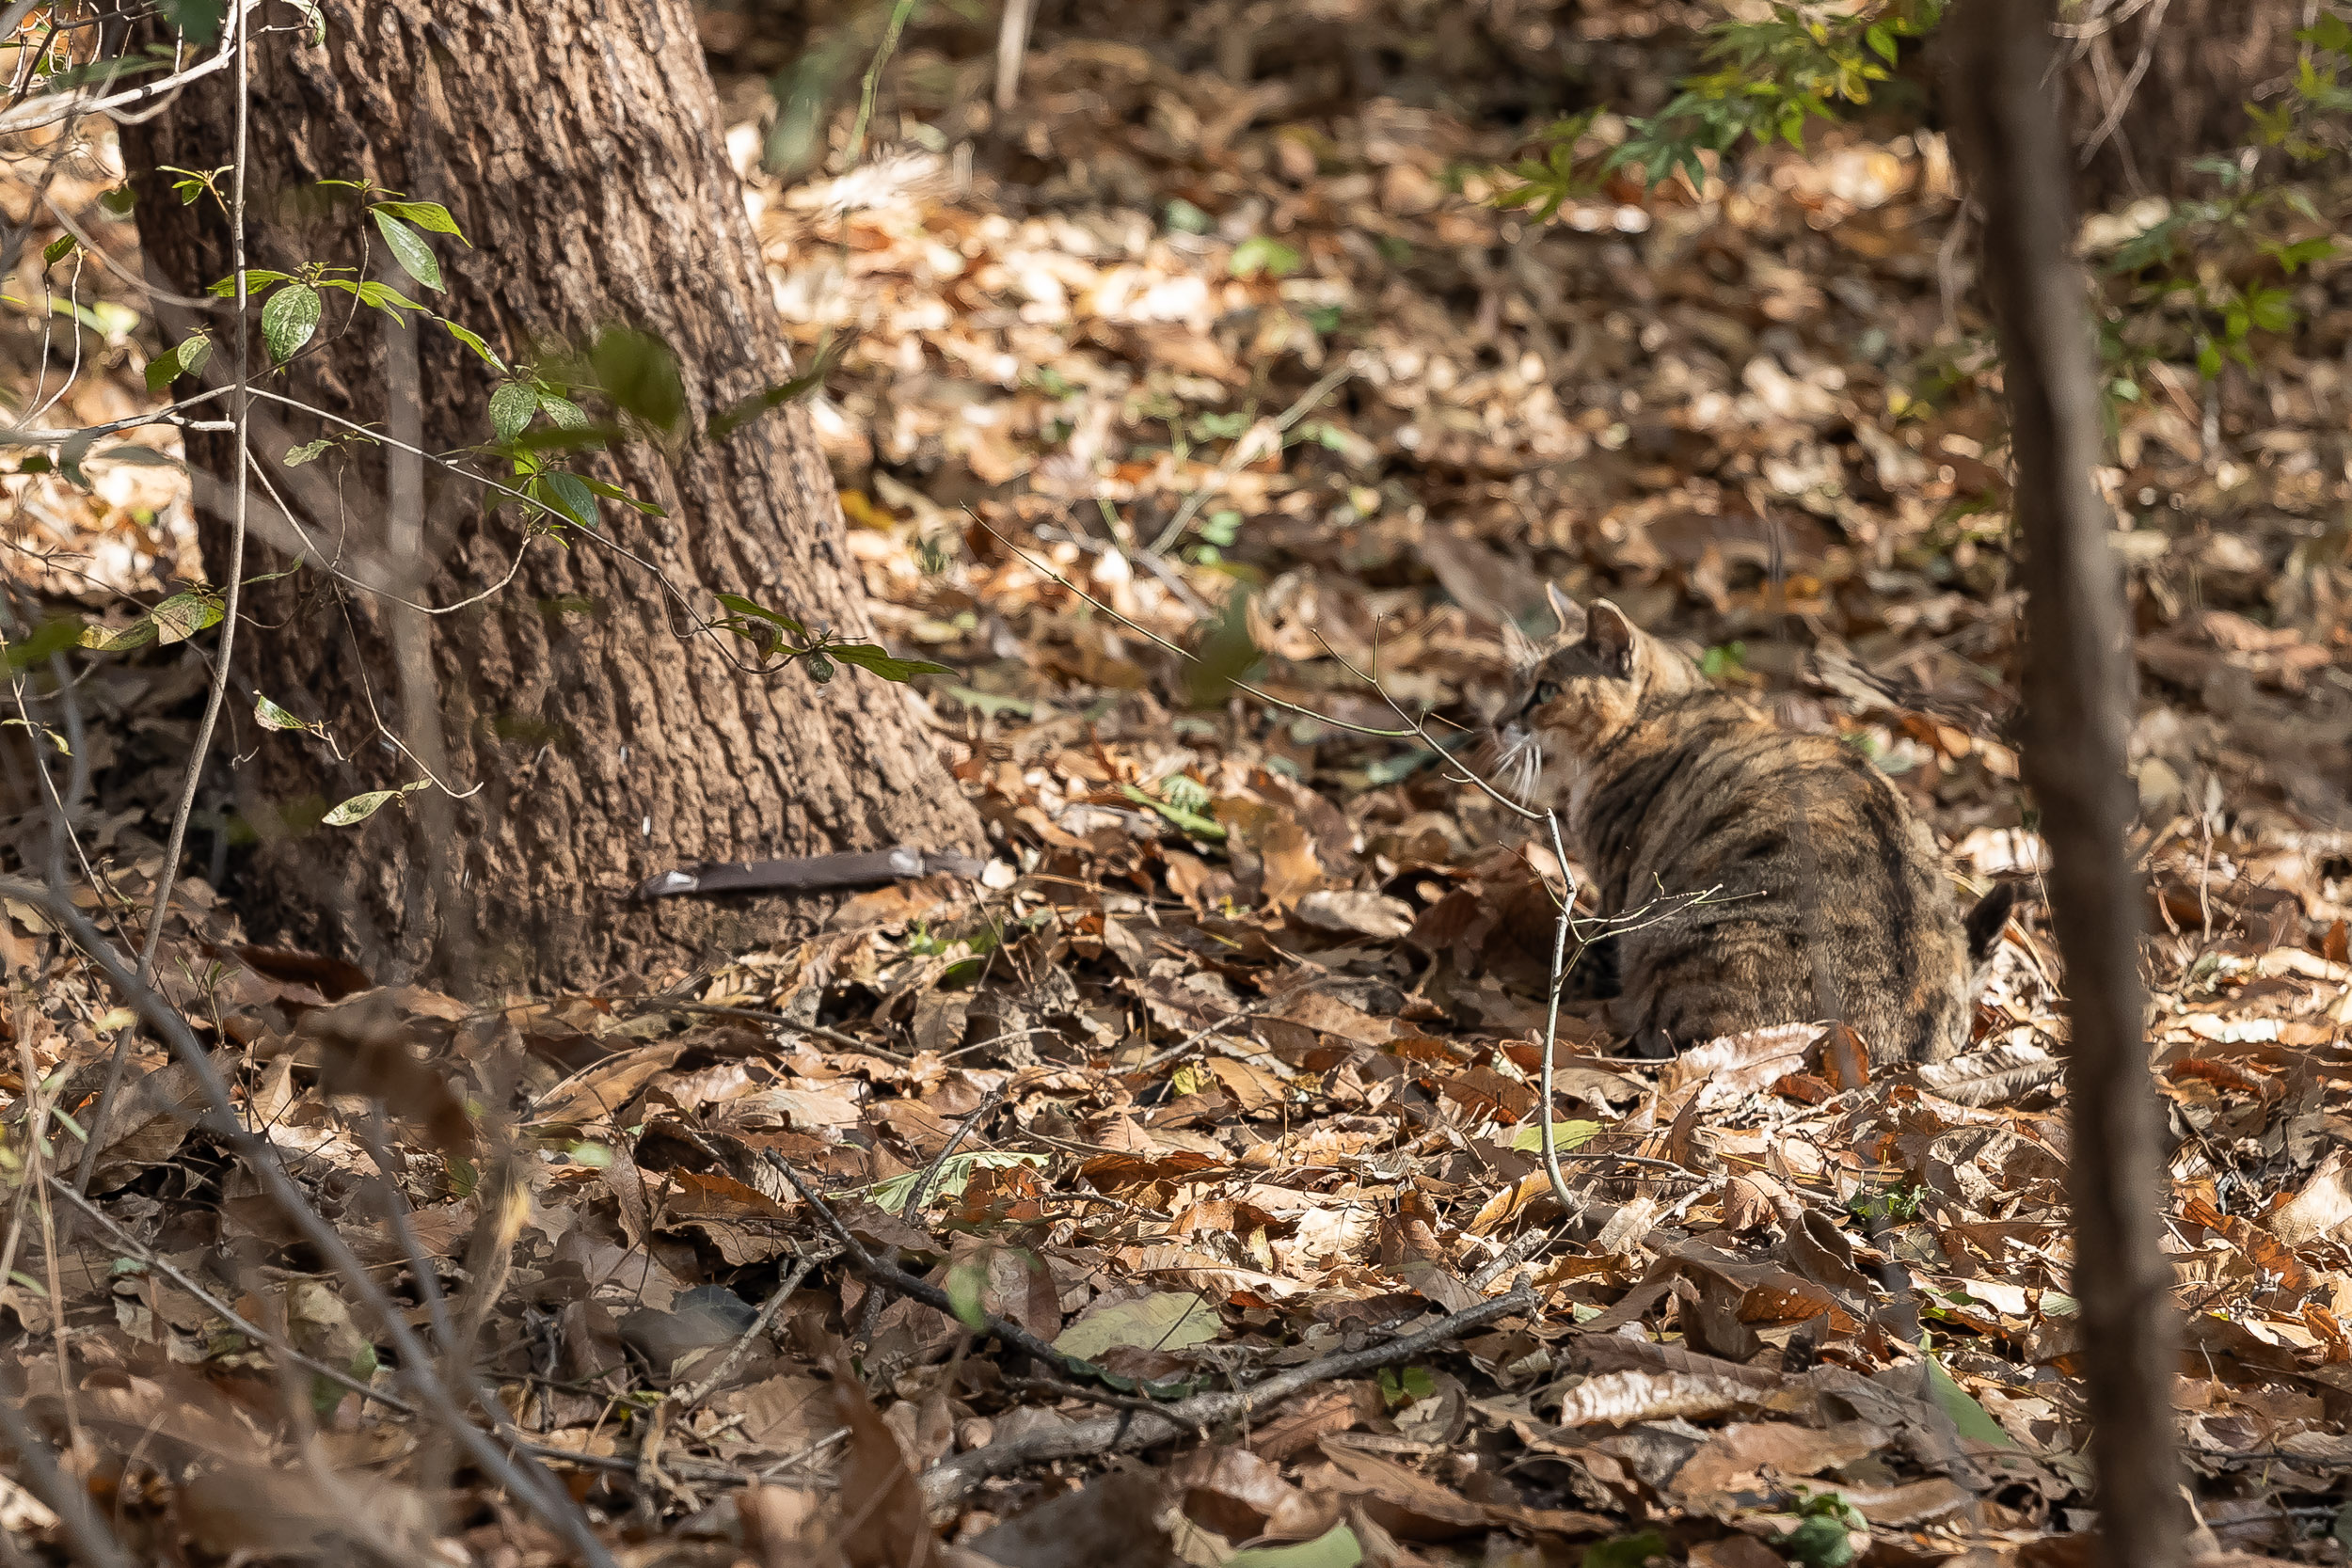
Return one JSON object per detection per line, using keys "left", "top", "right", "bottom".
{"left": 845, "top": 0, "right": 918, "bottom": 168}
{"left": 81, "top": 0, "right": 254, "bottom": 1196}
{"left": 136, "top": 0, "right": 250, "bottom": 984}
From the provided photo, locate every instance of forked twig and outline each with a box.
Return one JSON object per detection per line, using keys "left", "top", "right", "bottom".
{"left": 675, "top": 1242, "right": 842, "bottom": 1412}
{"left": 921, "top": 1280, "right": 1540, "bottom": 1505}
{"left": 764, "top": 1151, "right": 1090, "bottom": 1382}
{"left": 900, "top": 1079, "right": 1009, "bottom": 1218}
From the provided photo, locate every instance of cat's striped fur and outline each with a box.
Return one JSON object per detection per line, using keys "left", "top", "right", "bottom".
{"left": 1493, "top": 588, "right": 2013, "bottom": 1066}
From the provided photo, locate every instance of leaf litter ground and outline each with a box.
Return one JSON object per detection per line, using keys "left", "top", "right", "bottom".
{"left": 6, "top": 1, "right": 2352, "bottom": 1563}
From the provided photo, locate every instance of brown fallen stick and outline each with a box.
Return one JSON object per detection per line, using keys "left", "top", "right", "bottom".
{"left": 920, "top": 1280, "right": 1541, "bottom": 1507}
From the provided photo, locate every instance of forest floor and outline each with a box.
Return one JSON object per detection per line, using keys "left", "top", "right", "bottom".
{"left": 8, "top": 0, "right": 2352, "bottom": 1564}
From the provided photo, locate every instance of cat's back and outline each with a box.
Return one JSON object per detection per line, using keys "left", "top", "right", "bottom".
{"left": 1577, "top": 691, "right": 1974, "bottom": 1064}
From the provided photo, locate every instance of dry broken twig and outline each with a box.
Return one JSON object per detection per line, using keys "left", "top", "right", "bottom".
{"left": 923, "top": 1280, "right": 1543, "bottom": 1505}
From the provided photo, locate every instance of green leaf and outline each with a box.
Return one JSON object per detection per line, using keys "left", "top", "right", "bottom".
{"left": 2265, "top": 235, "right": 2338, "bottom": 272}
{"left": 41, "top": 233, "right": 76, "bottom": 266}
{"left": 286, "top": 0, "right": 326, "bottom": 43}
{"left": 207, "top": 268, "right": 294, "bottom": 299}
{"left": 438, "top": 316, "right": 506, "bottom": 372}
{"left": 1120, "top": 783, "right": 1226, "bottom": 842}
{"left": 489, "top": 383, "right": 539, "bottom": 442}
{"left": 1579, "top": 1535, "right": 1670, "bottom": 1568}
{"left": 2247, "top": 287, "right": 2297, "bottom": 334}
{"left": 145, "top": 333, "right": 213, "bottom": 392}
{"left": 1377, "top": 1365, "right": 1436, "bottom": 1408}
{"left": 96, "top": 184, "right": 136, "bottom": 215}
{"left": 1509, "top": 1119, "right": 1603, "bottom": 1155}
{"left": 2196, "top": 340, "right": 2223, "bottom": 379}
{"left": 254, "top": 694, "right": 310, "bottom": 732}
{"left": 322, "top": 790, "right": 398, "bottom": 827}
{"left": 713, "top": 593, "right": 809, "bottom": 636}
{"left": 0, "top": 717, "right": 70, "bottom": 754}
{"left": 78, "top": 617, "right": 156, "bottom": 653}
{"left": 1924, "top": 1354, "right": 2013, "bottom": 1447}
{"left": 1866, "top": 22, "right": 1897, "bottom": 64}
{"left": 509, "top": 420, "right": 624, "bottom": 452}
{"left": 242, "top": 557, "right": 307, "bottom": 587}
{"left": 573, "top": 474, "right": 664, "bottom": 515}
{"left": 261, "top": 283, "right": 321, "bottom": 364}
{"left": 1164, "top": 198, "right": 1212, "bottom": 234}
{"left": 707, "top": 335, "right": 852, "bottom": 439}
{"left": 57, "top": 431, "right": 95, "bottom": 490}
{"left": 2301, "top": 12, "right": 2352, "bottom": 55}
{"left": 1227, "top": 1526, "right": 1361, "bottom": 1568}
{"left": 1053, "top": 1291, "right": 1222, "bottom": 1360}
{"left": 945, "top": 1258, "right": 991, "bottom": 1332}
{"left": 532, "top": 472, "right": 597, "bottom": 529}
{"left": 590, "top": 327, "right": 685, "bottom": 432}
{"left": 868, "top": 1151, "right": 1049, "bottom": 1212}
{"left": 145, "top": 341, "right": 186, "bottom": 394}
{"left": 804, "top": 649, "right": 834, "bottom": 683}
{"left": 537, "top": 392, "right": 590, "bottom": 429}
{"left": 372, "top": 199, "right": 466, "bottom": 241}
{"left": 284, "top": 437, "right": 334, "bottom": 466}
{"left": 322, "top": 780, "right": 428, "bottom": 827}
{"left": 1229, "top": 235, "right": 1302, "bottom": 279}
{"left": 3, "top": 616, "right": 86, "bottom": 673}
{"left": 823, "top": 642, "right": 953, "bottom": 682}
{"left": 1775, "top": 1513, "right": 1860, "bottom": 1568}
{"left": 372, "top": 211, "right": 442, "bottom": 292}
{"left": 1184, "top": 588, "right": 1263, "bottom": 707}
{"left": 154, "top": 0, "right": 225, "bottom": 44}
{"left": 151, "top": 590, "right": 224, "bottom": 645}
{"left": 353, "top": 279, "right": 426, "bottom": 318}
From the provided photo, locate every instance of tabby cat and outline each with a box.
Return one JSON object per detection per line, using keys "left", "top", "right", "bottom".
{"left": 1492, "top": 587, "right": 2014, "bottom": 1066}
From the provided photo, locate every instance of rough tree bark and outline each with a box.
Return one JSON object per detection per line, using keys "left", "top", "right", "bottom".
{"left": 1947, "top": 3, "right": 2185, "bottom": 1566}
{"left": 125, "top": 0, "right": 979, "bottom": 994}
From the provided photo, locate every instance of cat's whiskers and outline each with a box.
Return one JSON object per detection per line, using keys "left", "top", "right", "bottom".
{"left": 1486, "top": 726, "right": 1543, "bottom": 806}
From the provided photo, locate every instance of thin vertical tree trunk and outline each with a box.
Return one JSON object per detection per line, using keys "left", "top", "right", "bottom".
{"left": 125, "top": 0, "right": 978, "bottom": 993}
{"left": 1946, "top": 4, "right": 2185, "bottom": 1566}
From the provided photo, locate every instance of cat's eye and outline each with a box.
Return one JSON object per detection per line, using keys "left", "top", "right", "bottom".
{"left": 1534, "top": 680, "right": 1561, "bottom": 704}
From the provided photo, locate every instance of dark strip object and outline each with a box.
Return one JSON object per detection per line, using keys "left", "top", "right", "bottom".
{"left": 635, "top": 846, "right": 986, "bottom": 902}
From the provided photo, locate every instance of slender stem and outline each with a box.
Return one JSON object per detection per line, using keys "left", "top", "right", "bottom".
{"left": 82, "top": 1, "right": 254, "bottom": 1196}
{"left": 674, "top": 1243, "right": 841, "bottom": 1412}
{"left": 845, "top": 0, "right": 918, "bottom": 168}
{"left": 135, "top": 0, "right": 250, "bottom": 988}
{"left": 1535, "top": 810, "right": 1578, "bottom": 1216}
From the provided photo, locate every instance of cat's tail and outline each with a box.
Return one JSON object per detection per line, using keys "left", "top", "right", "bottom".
{"left": 1963, "top": 881, "right": 2020, "bottom": 995}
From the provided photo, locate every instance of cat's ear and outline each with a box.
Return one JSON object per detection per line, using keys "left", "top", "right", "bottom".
{"left": 1501, "top": 615, "right": 1543, "bottom": 673}
{"left": 1585, "top": 599, "right": 1636, "bottom": 677}
{"left": 1544, "top": 582, "right": 1581, "bottom": 639}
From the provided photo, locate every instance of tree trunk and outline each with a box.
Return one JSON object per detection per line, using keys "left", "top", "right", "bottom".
{"left": 2062, "top": 0, "right": 2304, "bottom": 209}
{"left": 1948, "top": 3, "right": 2185, "bottom": 1564}
{"left": 124, "top": 0, "right": 979, "bottom": 995}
